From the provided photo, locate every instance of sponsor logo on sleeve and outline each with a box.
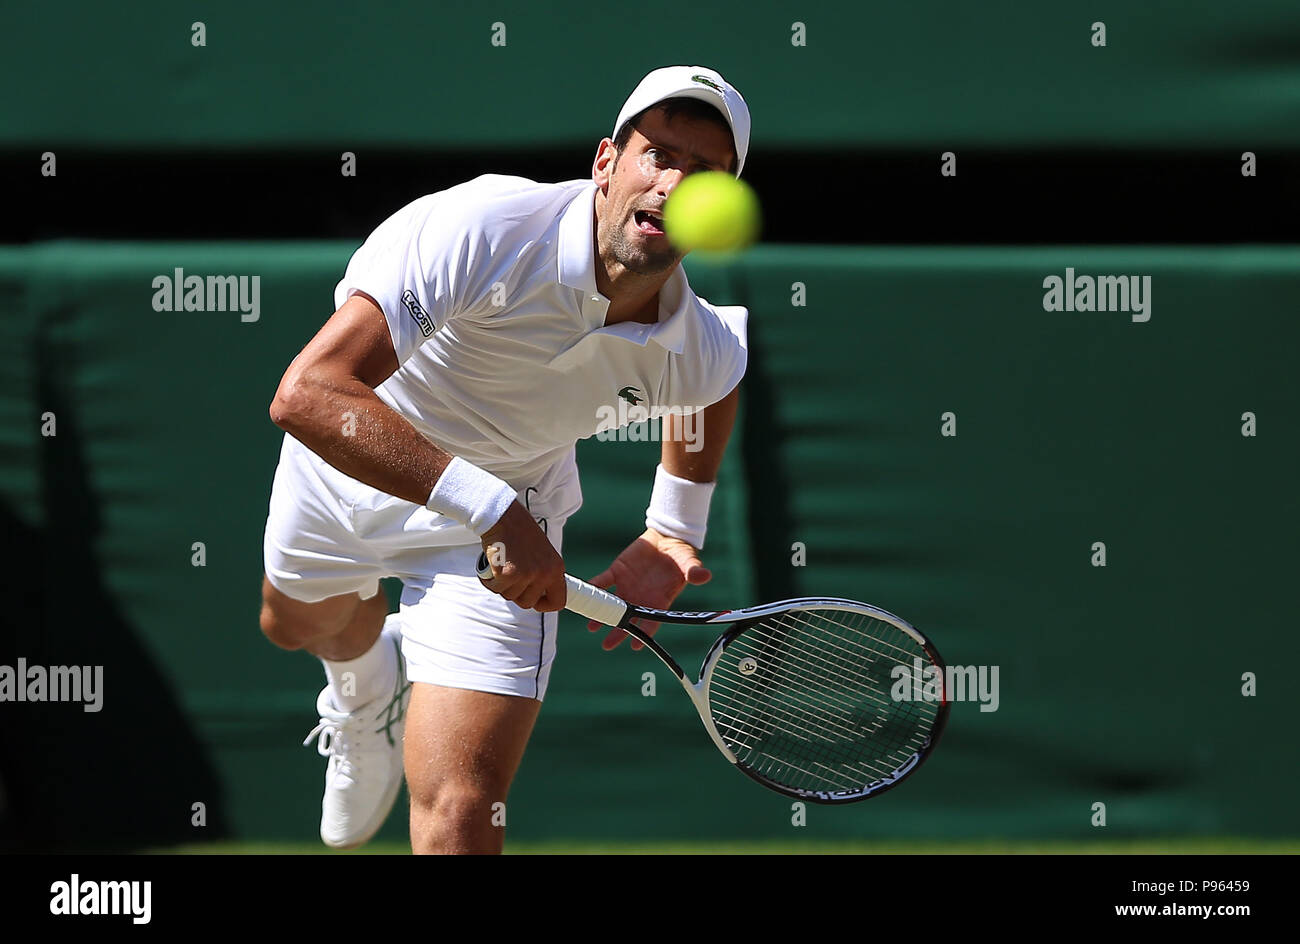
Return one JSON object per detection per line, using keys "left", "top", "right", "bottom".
{"left": 402, "top": 290, "right": 435, "bottom": 337}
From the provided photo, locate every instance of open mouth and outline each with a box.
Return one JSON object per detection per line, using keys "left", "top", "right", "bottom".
{"left": 634, "top": 209, "right": 665, "bottom": 236}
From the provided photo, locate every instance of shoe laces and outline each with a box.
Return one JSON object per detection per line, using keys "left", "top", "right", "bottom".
{"left": 302, "top": 687, "right": 408, "bottom": 764}
{"left": 303, "top": 715, "right": 350, "bottom": 759}
{"left": 303, "top": 710, "right": 378, "bottom": 785}
{"left": 302, "top": 643, "right": 411, "bottom": 763}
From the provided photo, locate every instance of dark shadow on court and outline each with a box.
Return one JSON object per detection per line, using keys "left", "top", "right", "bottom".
{"left": 0, "top": 314, "right": 228, "bottom": 852}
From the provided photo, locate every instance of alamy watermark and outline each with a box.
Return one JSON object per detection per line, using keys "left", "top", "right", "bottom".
{"left": 594, "top": 392, "right": 705, "bottom": 452}
{"left": 890, "top": 658, "right": 999, "bottom": 712}
{"left": 50, "top": 874, "right": 150, "bottom": 924}
{"left": 0, "top": 658, "right": 103, "bottom": 712}
{"left": 151, "top": 268, "right": 260, "bottom": 322}
{"left": 1042, "top": 267, "right": 1151, "bottom": 322}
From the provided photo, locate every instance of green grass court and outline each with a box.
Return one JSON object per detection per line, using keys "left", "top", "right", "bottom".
{"left": 150, "top": 838, "right": 1298, "bottom": 855}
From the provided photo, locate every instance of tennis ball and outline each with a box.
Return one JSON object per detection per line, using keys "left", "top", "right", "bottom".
{"left": 662, "top": 171, "right": 761, "bottom": 254}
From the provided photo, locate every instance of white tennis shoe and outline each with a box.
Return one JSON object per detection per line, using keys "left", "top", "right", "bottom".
{"left": 302, "top": 627, "right": 411, "bottom": 849}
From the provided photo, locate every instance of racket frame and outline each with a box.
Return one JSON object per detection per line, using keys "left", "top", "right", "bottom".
{"left": 581, "top": 587, "right": 951, "bottom": 805}
{"left": 476, "top": 554, "right": 949, "bottom": 803}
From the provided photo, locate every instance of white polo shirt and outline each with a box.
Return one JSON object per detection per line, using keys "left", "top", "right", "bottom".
{"left": 331, "top": 174, "right": 749, "bottom": 524}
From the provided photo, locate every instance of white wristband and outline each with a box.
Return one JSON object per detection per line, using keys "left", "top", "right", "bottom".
{"left": 645, "top": 463, "right": 715, "bottom": 550}
{"left": 426, "top": 456, "right": 518, "bottom": 536}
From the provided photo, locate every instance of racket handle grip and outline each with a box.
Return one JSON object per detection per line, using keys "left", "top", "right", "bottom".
{"left": 476, "top": 551, "right": 630, "bottom": 627}
{"left": 562, "top": 574, "right": 630, "bottom": 627}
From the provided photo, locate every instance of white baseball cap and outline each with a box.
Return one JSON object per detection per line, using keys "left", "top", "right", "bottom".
{"left": 612, "top": 66, "right": 751, "bottom": 176}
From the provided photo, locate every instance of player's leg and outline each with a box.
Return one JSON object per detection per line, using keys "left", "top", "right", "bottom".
{"left": 258, "top": 576, "right": 386, "bottom": 661}
{"left": 382, "top": 454, "right": 577, "bottom": 853}
{"left": 391, "top": 511, "right": 566, "bottom": 854}
{"left": 259, "top": 577, "right": 410, "bottom": 849}
{"left": 261, "top": 434, "right": 410, "bottom": 848}
{"left": 404, "top": 685, "right": 541, "bottom": 854}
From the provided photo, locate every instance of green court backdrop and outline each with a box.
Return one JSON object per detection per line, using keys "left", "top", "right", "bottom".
{"left": 6, "top": 0, "right": 1300, "bottom": 150}
{"left": 1, "top": 242, "right": 1295, "bottom": 847}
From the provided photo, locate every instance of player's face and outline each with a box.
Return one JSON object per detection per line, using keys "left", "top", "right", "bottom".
{"left": 596, "top": 108, "right": 736, "bottom": 275}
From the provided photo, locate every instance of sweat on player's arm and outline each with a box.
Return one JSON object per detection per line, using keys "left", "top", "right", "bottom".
{"left": 588, "top": 383, "right": 741, "bottom": 650}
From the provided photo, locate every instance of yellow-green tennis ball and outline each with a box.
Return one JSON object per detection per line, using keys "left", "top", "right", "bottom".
{"left": 663, "top": 171, "right": 761, "bottom": 253}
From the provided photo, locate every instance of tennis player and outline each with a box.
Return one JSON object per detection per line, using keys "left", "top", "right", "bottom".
{"left": 259, "top": 66, "right": 750, "bottom": 854}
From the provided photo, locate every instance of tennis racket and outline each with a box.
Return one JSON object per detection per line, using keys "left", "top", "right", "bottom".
{"left": 477, "top": 551, "right": 949, "bottom": 803}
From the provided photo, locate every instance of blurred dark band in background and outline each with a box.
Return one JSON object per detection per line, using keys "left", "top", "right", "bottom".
{"left": 6, "top": 148, "right": 1298, "bottom": 243}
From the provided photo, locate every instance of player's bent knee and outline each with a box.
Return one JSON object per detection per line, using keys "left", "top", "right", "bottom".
{"left": 259, "top": 605, "right": 309, "bottom": 651}
{"left": 258, "top": 578, "right": 345, "bottom": 651}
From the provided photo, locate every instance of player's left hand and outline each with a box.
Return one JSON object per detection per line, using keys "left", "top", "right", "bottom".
{"left": 588, "top": 528, "right": 711, "bottom": 650}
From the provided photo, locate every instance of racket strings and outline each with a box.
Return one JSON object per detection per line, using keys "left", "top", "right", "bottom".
{"left": 707, "top": 607, "right": 941, "bottom": 799}
{"left": 713, "top": 613, "right": 937, "bottom": 737}
{"left": 712, "top": 614, "right": 932, "bottom": 793}
{"left": 707, "top": 643, "right": 901, "bottom": 736}
{"left": 715, "top": 617, "right": 902, "bottom": 714}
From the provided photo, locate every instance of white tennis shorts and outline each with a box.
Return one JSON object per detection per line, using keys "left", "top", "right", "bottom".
{"left": 263, "top": 434, "right": 580, "bottom": 700}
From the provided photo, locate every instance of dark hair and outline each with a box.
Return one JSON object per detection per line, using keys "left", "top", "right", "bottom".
{"left": 612, "top": 97, "right": 737, "bottom": 174}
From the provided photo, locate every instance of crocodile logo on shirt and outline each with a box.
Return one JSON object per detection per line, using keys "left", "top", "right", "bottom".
{"left": 618, "top": 386, "right": 645, "bottom": 406}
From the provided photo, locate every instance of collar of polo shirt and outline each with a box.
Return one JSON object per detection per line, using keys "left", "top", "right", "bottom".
{"left": 555, "top": 181, "right": 689, "bottom": 355}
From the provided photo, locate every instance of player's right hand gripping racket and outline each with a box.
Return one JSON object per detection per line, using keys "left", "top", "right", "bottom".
{"left": 477, "top": 552, "right": 949, "bottom": 803}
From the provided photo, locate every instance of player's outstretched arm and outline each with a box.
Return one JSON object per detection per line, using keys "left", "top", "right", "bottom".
{"left": 270, "top": 292, "right": 565, "bottom": 610}
{"left": 588, "top": 385, "right": 741, "bottom": 648}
